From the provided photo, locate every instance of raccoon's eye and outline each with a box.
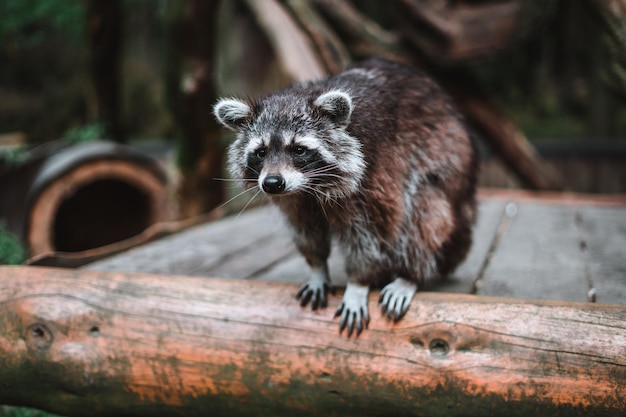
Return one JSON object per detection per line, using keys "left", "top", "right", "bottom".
{"left": 292, "top": 146, "right": 308, "bottom": 157}
{"left": 254, "top": 148, "right": 267, "bottom": 158}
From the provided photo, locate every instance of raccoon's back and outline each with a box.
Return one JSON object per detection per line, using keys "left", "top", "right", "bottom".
{"left": 323, "top": 59, "right": 471, "bottom": 169}
{"left": 324, "top": 59, "right": 461, "bottom": 151}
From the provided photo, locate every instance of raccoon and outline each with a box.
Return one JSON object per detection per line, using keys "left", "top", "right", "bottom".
{"left": 214, "top": 58, "right": 477, "bottom": 336}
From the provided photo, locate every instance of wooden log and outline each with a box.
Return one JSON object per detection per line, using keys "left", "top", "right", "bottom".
{"left": 395, "top": 0, "right": 559, "bottom": 62}
{"left": 23, "top": 142, "right": 170, "bottom": 257}
{"left": 282, "top": 0, "right": 352, "bottom": 74}
{"left": 397, "top": 0, "right": 521, "bottom": 60}
{"left": 0, "top": 266, "right": 624, "bottom": 416}
{"left": 0, "top": 141, "right": 170, "bottom": 258}
{"left": 244, "top": 0, "right": 325, "bottom": 82}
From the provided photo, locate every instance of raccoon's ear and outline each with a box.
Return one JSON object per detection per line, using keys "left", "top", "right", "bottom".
{"left": 213, "top": 98, "right": 252, "bottom": 130}
{"left": 314, "top": 90, "right": 353, "bottom": 127}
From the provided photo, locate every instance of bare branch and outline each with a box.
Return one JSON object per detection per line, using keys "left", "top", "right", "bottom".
{"left": 281, "top": 0, "right": 351, "bottom": 74}
{"left": 244, "top": 0, "right": 326, "bottom": 82}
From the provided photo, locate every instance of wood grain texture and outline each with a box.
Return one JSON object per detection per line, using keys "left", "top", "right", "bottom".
{"left": 477, "top": 202, "right": 591, "bottom": 301}
{"left": 85, "top": 205, "right": 281, "bottom": 275}
{"left": 436, "top": 198, "right": 507, "bottom": 293}
{"left": 574, "top": 206, "right": 626, "bottom": 304}
{"left": 477, "top": 201, "right": 626, "bottom": 305}
{"left": 0, "top": 266, "right": 624, "bottom": 417}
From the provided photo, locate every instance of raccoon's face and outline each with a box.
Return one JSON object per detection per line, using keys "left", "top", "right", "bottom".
{"left": 214, "top": 90, "right": 366, "bottom": 200}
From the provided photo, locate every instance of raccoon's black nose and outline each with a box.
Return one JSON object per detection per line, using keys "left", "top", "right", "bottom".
{"left": 262, "top": 175, "right": 286, "bottom": 194}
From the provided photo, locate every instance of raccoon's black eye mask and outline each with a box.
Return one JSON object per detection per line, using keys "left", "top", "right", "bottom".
{"left": 254, "top": 147, "right": 267, "bottom": 159}
{"left": 249, "top": 144, "right": 316, "bottom": 163}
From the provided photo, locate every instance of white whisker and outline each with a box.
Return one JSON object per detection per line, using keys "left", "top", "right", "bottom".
{"left": 217, "top": 186, "right": 260, "bottom": 211}
{"left": 213, "top": 177, "right": 256, "bottom": 183}
{"left": 236, "top": 189, "right": 262, "bottom": 218}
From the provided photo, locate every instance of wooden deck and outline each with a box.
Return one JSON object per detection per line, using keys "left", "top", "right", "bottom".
{"left": 85, "top": 189, "right": 626, "bottom": 305}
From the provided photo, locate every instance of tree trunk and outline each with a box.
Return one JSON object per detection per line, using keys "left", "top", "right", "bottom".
{"left": 86, "top": 0, "right": 123, "bottom": 142}
{"left": 0, "top": 266, "right": 624, "bottom": 417}
{"left": 589, "top": 0, "right": 626, "bottom": 99}
{"left": 165, "top": 0, "right": 224, "bottom": 218}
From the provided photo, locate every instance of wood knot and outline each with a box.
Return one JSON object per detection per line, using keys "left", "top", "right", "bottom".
{"left": 410, "top": 327, "right": 456, "bottom": 357}
{"left": 428, "top": 338, "right": 450, "bottom": 356}
{"left": 25, "top": 323, "right": 54, "bottom": 352}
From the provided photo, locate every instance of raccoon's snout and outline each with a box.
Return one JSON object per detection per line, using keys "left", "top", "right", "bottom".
{"left": 262, "top": 175, "right": 286, "bottom": 194}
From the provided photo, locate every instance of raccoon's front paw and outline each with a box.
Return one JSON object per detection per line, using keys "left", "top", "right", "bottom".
{"left": 297, "top": 266, "right": 333, "bottom": 310}
{"left": 297, "top": 280, "right": 332, "bottom": 310}
{"left": 379, "top": 278, "right": 417, "bottom": 322}
{"left": 334, "top": 282, "right": 370, "bottom": 337}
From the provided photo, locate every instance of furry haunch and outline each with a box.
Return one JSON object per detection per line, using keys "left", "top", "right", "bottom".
{"left": 214, "top": 58, "right": 477, "bottom": 337}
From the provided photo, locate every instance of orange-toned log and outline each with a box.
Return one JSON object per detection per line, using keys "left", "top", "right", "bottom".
{"left": 0, "top": 266, "right": 624, "bottom": 417}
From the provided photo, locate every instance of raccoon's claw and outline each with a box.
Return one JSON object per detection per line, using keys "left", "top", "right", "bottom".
{"left": 335, "top": 304, "right": 369, "bottom": 337}
{"left": 334, "top": 282, "right": 370, "bottom": 337}
{"left": 379, "top": 278, "right": 418, "bottom": 322}
{"left": 297, "top": 265, "right": 332, "bottom": 310}
{"left": 296, "top": 281, "right": 331, "bottom": 310}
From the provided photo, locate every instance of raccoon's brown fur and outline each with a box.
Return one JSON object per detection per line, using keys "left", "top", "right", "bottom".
{"left": 214, "top": 58, "right": 477, "bottom": 336}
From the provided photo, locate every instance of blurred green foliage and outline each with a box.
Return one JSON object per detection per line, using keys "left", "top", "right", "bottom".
{"left": 61, "top": 122, "right": 107, "bottom": 144}
{"left": 0, "top": 407, "right": 61, "bottom": 417}
{"left": 0, "top": 0, "right": 88, "bottom": 142}
{"left": 0, "top": 222, "right": 27, "bottom": 265}
{"left": 0, "top": 0, "right": 172, "bottom": 143}
{"left": 0, "top": 147, "right": 28, "bottom": 167}
{"left": 0, "top": 0, "right": 84, "bottom": 46}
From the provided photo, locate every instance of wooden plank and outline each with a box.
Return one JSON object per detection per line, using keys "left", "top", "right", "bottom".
{"left": 477, "top": 188, "right": 626, "bottom": 207}
{"left": 250, "top": 242, "right": 347, "bottom": 284}
{"left": 199, "top": 230, "right": 296, "bottom": 279}
{"left": 248, "top": 252, "right": 310, "bottom": 282}
{"left": 0, "top": 266, "right": 624, "bottom": 417}
{"left": 84, "top": 205, "right": 280, "bottom": 275}
{"left": 574, "top": 206, "right": 626, "bottom": 305}
{"left": 432, "top": 198, "right": 507, "bottom": 293}
{"left": 477, "top": 202, "right": 591, "bottom": 302}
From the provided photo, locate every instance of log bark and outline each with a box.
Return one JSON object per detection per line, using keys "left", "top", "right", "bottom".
{"left": 0, "top": 266, "right": 624, "bottom": 417}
